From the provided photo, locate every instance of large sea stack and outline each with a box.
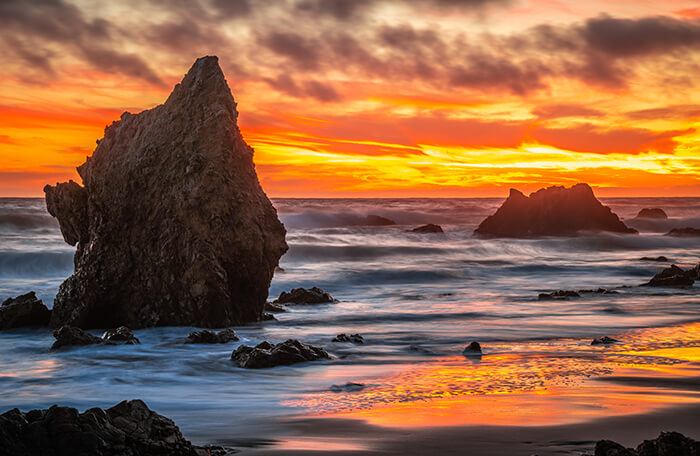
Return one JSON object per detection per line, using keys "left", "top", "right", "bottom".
{"left": 44, "top": 56, "right": 288, "bottom": 329}
{"left": 474, "top": 183, "right": 636, "bottom": 237}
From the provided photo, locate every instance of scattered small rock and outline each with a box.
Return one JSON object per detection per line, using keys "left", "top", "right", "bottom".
{"left": 102, "top": 326, "right": 140, "bottom": 344}
{"left": 0, "top": 292, "right": 51, "bottom": 330}
{"left": 595, "top": 431, "right": 699, "bottom": 456}
{"left": 411, "top": 224, "right": 444, "bottom": 233}
{"left": 463, "top": 341, "right": 482, "bottom": 355}
{"left": 51, "top": 326, "right": 103, "bottom": 349}
{"left": 186, "top": 328, "right": 239, "bottom": 344}
{"left": 231, "top": 339, "right": 329, "bottom": 368}
{"left": 642, "top": 263, "right": 698, "bottom": 287}
{"left": 591, "top": 336, "right": 619, "bottom": 345}
{"left": 274, "top": 287, "right": 337, "bottom": 305}
{"left": 329, "top": 382, "right": 366, "bottom": 393}
{"left": 538, "top": 290, "right": 581, "bottom": 300}
{"left": 264, "top": 302, "right": 286, "bottom": 313}
{"left": 332, "top": 333, "right": 364, "bottom": 344}
{"left": 666, "top": 227, "right": 700, "bottom": 237}
{"left": 640, "top": 256, "right": 669, "bottom": 262}
{"left": 634, "top": 208, "right": 667, "bottom": 219}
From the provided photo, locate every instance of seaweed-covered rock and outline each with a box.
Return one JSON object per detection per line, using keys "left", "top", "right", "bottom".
{"left": 185, "top": 328, "right": 238, "bottom": 344}
{"left": 475, "top": 184, "right": 636, "bottom": 237}
{"left": 51, "top": 326, "right": 103, "bottom": 349}
{"left": 411, "top": 224, "right": 444, "bottom": 233}
{"left": 0, "top": 292, "right": 51, "bottom": 330}
{"left": 274, "top": 287, "right": 337, "bottom": 305}
{"left": 643, "top": 264, "right": 698, "bottom": 287}
{"left": 102, "top": 326, "right": 140, "bottom": 344}
{"left": 0, "top": 399, "right": 200, "bottom": 456}
{"left": 44, "top": 56, "right": 287, "bottom": 330}
{"left": 635, "top": 208, "right": 667, "bottom": 219}
{"left": 231, "top": 339, "right": 329, "bottom": 368}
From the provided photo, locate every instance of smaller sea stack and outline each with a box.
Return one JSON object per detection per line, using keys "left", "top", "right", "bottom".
{"left": 474, "top": 183, "right": 636, "bottom": 237}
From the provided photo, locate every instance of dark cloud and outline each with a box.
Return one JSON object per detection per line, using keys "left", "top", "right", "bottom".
{"left": 263, "top": 74, "right": 342, "bottom": 102}
{"left": 449, "top": 56, "right": 547, "bottom": 95}
{"left": 258, "top": 31, "right": 321, "bottom": 69}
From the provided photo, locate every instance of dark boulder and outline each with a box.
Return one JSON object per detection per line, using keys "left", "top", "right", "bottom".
{"left": 474, "top": 184, "right": 636, "bottom": 237}
{"left": 0, "top": 399, "right": 200, "bottom": 456}
{"left": 51, "top": 326, "right": 103, "bottom": 349}
{"left": 185, "top": 328, "right": 238, "bottom": 344}
{"left": 410, "top": 224, "right": 444, "bottom": 233}
{"left": 44, "top": 56, "right": 287, "bottom": 330}
{"left": 591, "top": 336, "right": 619, "bottom": 345}
{"left": 0, "top": 292, "right": 51, "bottom": 330}
{"left": 642, "top": 264, "right": 698, "bottom": 287}
{"left": 595, "top": 440, "right": 637, "bottom": 456}
{"left": 102, "top": 326, "right": 140, "bottom": 344}
{"left": 640, "top": 256, "right": 669, "bottom": 262}
{"left": 262, "top": 312, "right": 277, "bottom": 321}
{"left": 538, "top": 290, "right": 581, "bottom": 300}
{"left": 463, "top": 341, "right": 482, "bottom": 355}
{"left": 635, "top": 208, "right": 668, "bottom": 219}
{"left": 274, "top": 287, "right": 337, "bottom": 305}
{"left": 595, "top": 431, "right": 699, "bottom": 456}
{"left": 332, "top": 333, "right": 364, "bottom": 344}
{"left": 231, "top": 339, "right": 329, "bottom": 368}
{"left": 666, "top": 227, "right": 700, "bottom": 237}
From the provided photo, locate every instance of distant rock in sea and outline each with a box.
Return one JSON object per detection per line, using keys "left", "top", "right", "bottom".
{"left": 640, "top": 256, "right": 669, "bottom": 262}
{"left": 410, "top": 224, "right": 444, "bottom": 233}
{"left": 231, "top": 339, "right": 329, "bottom": 368}
{"left": 634, "top": 207, "right": 668, "bottom": 219}
{"left": 595, "top": 431, "right": 699, "bottom": 456}
{"left": 364, "top": 214, "right": 396, "bottom": 226}
{"left": 44, "top": 56, "right": 287, "bottom": 329}
{"left": 642, "top": 263, "right": 698, "bottom": 287}
{"left": 474, "top": 184, "right": 637, "bottom": 237}
{"left": 186, "top": 328, "right": 239, "bottom": 344}
{"left": 274, "top": 287, "right": 337, "bottom": 305}
{"left": 666, "top": 227, "right": 700, "bottom": 237}
{"left": 332, "top": 333, "right": 364, "bottom": 344}
{"left": 591, "top": 336, "right": 619, "bottom": 345}
{"left": 463, "top": 341, "right": 482, "bottom": 355}
{"left": 538, "top": 290, "right": 581, "bottom": 300}
{"left": 0, "top": 292, "right": 51, "bottom": 330}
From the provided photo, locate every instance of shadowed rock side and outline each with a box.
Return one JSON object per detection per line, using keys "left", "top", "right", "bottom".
{"left": 474, "top": 184, "right": 637, "bottom": 238}
{"left": 44, "top": 56, "right": 287, "bottom": 329}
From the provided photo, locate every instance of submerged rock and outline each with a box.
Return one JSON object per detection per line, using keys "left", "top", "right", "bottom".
{"left": 44, "top": 56, "right": 287, "bottom": 330}
{"left": 0, "top": 292, "right": 51, "bottom": 330}
{"left": 463, "top": 341, "right": 482, "bottom": 355}
{"left": 595, "top": 431, "right": 699, "bottom": 456}
{"left": 332, "top": 333, "right": 364, "bottom": 344}
{"left": 102, "top": 326, "right": 140, "bottom": 344}
{"left": 329, "top": 382, "right": 366, "bottom": 393}
{"left": 51, "top": 326, "right": 103, "bottom": 349}
{"left": 640, "top": 256, "right": 669, "bottom": 262}
{"left": 474, "top": 184, "right": 636, "bottom": 237}
{"left": 185, "top": 328, "right": 239, "bottom": 344}
{"left": 274, "top": 287, "right": 337, "bottom": 305}
{"left": 0, "top": 399, "right": 200, "bottom": 456}
{"left": 231, "top": 339, "right": 329, "bottom": 368}
{"left": 642, "top": 264, "right": 698, "bottom": 287}
{"left": 538, "top": 290, "right": 581, "bottom": 300}
{"left": 410, "top": 224, "right": 444, "bottom": 233}
{"left": 666, "top": 227, "right": 700, "bottom": 237}
{"left": 591, "top": 336, "right": 619, "bottom": 345}
{"left": 634, "top": 208, "right": 668, "bottom": 219}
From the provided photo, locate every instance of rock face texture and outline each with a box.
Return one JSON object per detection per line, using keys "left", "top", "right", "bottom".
{"left": 0, "top": 292, "right": 51, "bottom": 329}
{"left": 474, "top": 184, "right": 637, "bottom": 237}
{"left": 0, "top": 400, "right": 200, "bottom": 456}
{"left": 44, "top": 56, "right": 287, "bottom": 329}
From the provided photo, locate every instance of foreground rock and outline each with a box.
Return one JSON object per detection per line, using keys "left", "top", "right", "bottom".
{"left": 51, "top": 326, "right": 103, "bottom": 349}
{"left": 332, "top": 333, "right": 364, "bottom": 344}
{"left": 595, "top": 431, "right": 699, "bottom": 456}
{"left": 274, "top": 287, "right": 337, "bottom": 305}
{"left": 591, "top": 336, "right": 619, "bottom": 345}
{"left": 231, "top": 339, "right": 329, "bottom": 368}
{"left": 0, "top": 292, "right": 51, "bottom": 330}
{"left": 475, "top": 184, "right": 636, "bottom": 237}
{"left": 102, "top": 326, "right": 140, "bottom": 344}
{"left": 666, "top": 227, "right": 700, "bottom": 237}
{"left": 44, "top": 56, "right": 287, "bottom": 330}
{"left": 634, "top": 208, "right": 667, "bottom": 219}
{"left": 538, "top": 290, "right": 581, "bottom": 300}
{"left": 186, "top": 328, "right": 239, "bottom": 344}
{"left": 0, "top": 399, "right": 208, "bottom": 456}
{"left": 643, "top": 263, "right": 698, "bottom": 287}
{"left": 411, "top": 224, "right": 444, "bottom": 233}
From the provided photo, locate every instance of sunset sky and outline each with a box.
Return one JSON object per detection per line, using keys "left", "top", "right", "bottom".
{"left": 1, "top": 0, "right": 700, "bottom": 197}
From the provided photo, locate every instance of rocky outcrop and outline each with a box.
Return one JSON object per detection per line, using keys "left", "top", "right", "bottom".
{"left": 666, "top": 227, "right": 700, "bottom": 237}
{"left": 643, "top": 263, "right": 698, "bottom": 287}
{"left": 595, "top": 431, "right": 699, "bottom": 456}
{"left": 231, "top": 339, "right": 329, "bottom": 368}
{"left": 0, "top": 399, "right": 203, "bottom": 456}
{"left": 332, "top": 333, "right": 364, "bottom": 344}
{"left": 274, "top": 287, "right": 337, "bottom": 305}
{"left": 634, "top": 208, "right": 667, "bottom": 219}
{"left": 591, "top": 336, "right": 619, "bottom": 345}
{"left": 0, "top": 292, "right": 51, "bottom": 329}
{"left": 185, "top": 328, "right": 238, "bottom": 344}
{"left": 538, "top": 290, "right": 581, "bottom": 300}
{"left": 102, "top": 326, "right": 140, "bottom": 344}
{"left": 474, "top": 184, "right": 636, "bottom": 237}
{"left": 44, "top": 56, "right": 287, "bottom": 329}
{"left": 410, "top": 224, "right": 444, "bottom": 233}
{"left": 51, "top": 326, "right": 103, "bottom": 349}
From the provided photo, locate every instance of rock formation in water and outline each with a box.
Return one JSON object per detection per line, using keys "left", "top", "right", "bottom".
{"left": 273, "top": 287, "right": 337, "bottom": 305}
{"left": 411, "top": 224, "right": 444, "bottom": 233}
{"left": 0, "top": 292, "right": 51, "bottom": 329}
{"left": 231, "top": 339, "right": 329, "bottom": 368}
{"left": 44, "top": 56, "right": 287, "bottom": 329}
{"left": 666, "top": 227, "right": 700, "bottom": 237}
{"left": 185, "top": 328, "right": 238, "bottom": 344}
{"left": 634, "top": 208, "right": 668, "bottom": 219}
{"left": 643, "top": 263, "right": 699, "bottom": 287}
{"left": 332, "top": 333, "right": 364, "bottom": 344}
{"left": 595, "top": 431, "right": 699, "bottom": 456}
{"left": 0, "top": 399, "right": 216, "bottom": 456}
{"left": 474, "top": 184, "right": 637, "bottom": 237}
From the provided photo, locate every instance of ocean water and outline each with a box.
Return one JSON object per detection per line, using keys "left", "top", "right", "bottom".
{"left": 1, "top": 197, "right": 699, "bottom": 448}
